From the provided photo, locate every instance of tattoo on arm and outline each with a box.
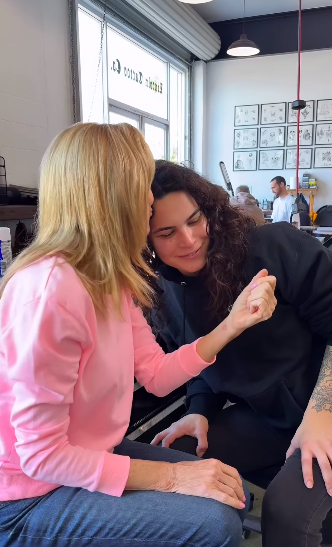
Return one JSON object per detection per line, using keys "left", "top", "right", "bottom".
{"left": 311, "top": 346, "right": 332, "bottom": 413}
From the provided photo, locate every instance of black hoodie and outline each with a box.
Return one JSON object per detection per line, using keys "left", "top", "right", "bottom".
{"left": 152, "top": 222, "right": 332, "bottom": 432}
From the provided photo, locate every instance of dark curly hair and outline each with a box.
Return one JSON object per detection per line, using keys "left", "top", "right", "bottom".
{"left": 149, "top": 161, "right": 257, "bottom": 319}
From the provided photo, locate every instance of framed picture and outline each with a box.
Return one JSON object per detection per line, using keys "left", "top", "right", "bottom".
{"left": 288, "top": 100, "right": 314, "bottom": 123}
{"left": 287, "top": 125, "right": 314, "bottom": 146}
{"left": 260, "top": 126, "right": 285, "bottom": 148}
{"left": 234, "top": 105, "right": 259, "bottom": 126}
{"left": 259, "top": 149, "right": 284, "bottom": 170}
{"left": 316, "top": 100, "right": 332, "bottom": 122}
{"left": 314, "top": 147, "right": 332, "bottom": 168}
{"left": 261, "top": 103, "right": 286, "bottom": 125}
{"left": 285, "top": 148, "right": 312, "bottom": 169}
{"left": 234, "top": 128, "right": 258, "bottom": 149}
{"left": 233, "top": 151, "right": 257, "bottom": 171}
{"left": 315, "top": 123, "right": 332, "bottom": 145}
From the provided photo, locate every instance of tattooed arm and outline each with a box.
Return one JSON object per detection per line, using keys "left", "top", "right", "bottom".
{"left": 287, "top": 346, "right": 332, "bottom": 494}
{"left": 311, "top": 346, "right": 332, "bottom": 413}
{"left": 280, "top": 226, "right": 332, "bottom": 493}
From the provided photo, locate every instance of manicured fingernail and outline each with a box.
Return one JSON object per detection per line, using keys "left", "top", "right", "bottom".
{"left": 306, "top": 481, "right": 313, "bottom": 489}
{"left": 329, "top": 489, "right": 332, "bottom": 497}
{"left": 251, "top": 283, "right": 257, "bottom": 289}
{"left": 239, "top": 503, "right": 245, "bottom": 509}
{"left": 243, "top": 496, "right": 246, "bottom": 502}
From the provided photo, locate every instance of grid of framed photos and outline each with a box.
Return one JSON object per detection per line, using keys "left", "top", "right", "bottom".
{"left": 233, "top": 99, "right": 332, "bottom": 170}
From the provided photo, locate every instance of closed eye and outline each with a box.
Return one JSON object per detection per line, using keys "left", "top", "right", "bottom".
{"left": 157, "top": 230, "right": 175, "bottom": 239}
{"left": 154, "top": 210, "right": 202, "bottom": 239}
{"left": 188, "top": 213, "right": 202, "bottom": 226}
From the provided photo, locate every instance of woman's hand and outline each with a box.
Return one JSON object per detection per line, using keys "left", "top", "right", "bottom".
{"left": 126, "top": 457, "right": 246, "bottom": 510}
{"left": 227, "top": 269, "right": 277, "bottom": 333}
{"left": 151, "top": 414, "right": 209, "bottom": 457}
{"left": 170, "top": 459, "right": 246, "bottom": 509}
{"left": 196, "top": 269, "right": 277, "bottom": 363}
{"left": 286, "top": 407, "right": 332, "bottom": 495}
{"left": 286, "top": 346, "right": 332, "bottom": 494}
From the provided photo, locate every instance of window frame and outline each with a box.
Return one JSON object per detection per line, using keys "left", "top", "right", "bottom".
{"left": 77, "top": 0, "right": 190, "bottom": 162}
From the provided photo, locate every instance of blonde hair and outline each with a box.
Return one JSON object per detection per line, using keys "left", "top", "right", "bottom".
{"left": 0, "top": 123, "right": 156, "bottom": 315}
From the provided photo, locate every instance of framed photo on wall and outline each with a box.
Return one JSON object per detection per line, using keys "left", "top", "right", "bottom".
{"left": 234, "top": 128, "right": 258, "bottom": 149}
{"left": 233, "top": 151, "right": 257, "bottom": 171}
{"left": 314, "top": 147, "right": 332, "bottom": 168}
{"left": 261, "top": 103, "right": 286, "bottom": 125}
{"left": 287, "top": 125, "right": 314, "bottom": 146}
{"left": 259, "top": 149, "right": 284, "bottom": 170}
{"left": 234, "top": 105, "right": 259, "bottom": 126}
{"left": 288, "top": 100, "right": 314, "bottom": 123}
{"left": 260, "top": 126, "right": 285, "bottom": 148}
{"left": 315, "top": 123, "right": 332, "bottom": 145}
{"left": 285, "top": 148, "right": 312, "bottom": 169}
{"left": 316, "top": 100, "right": 332, "bottom": 122}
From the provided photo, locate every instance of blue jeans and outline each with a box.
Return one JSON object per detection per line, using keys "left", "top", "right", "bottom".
{"left": 0, "top": 439, "right": 249, "bottom": 547}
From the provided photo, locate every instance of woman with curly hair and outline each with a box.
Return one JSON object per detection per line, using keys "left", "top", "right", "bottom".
{"left": 149, "top": 160, "right": 332, "bottom": 547}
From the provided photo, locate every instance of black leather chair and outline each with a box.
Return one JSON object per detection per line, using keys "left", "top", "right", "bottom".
{"left": 316, "top": 205, "right": 332, "bottom": 227}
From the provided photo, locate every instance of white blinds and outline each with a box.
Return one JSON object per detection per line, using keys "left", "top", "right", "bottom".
{"left": 123, "top": 0, "right": 221, "bottom": 61}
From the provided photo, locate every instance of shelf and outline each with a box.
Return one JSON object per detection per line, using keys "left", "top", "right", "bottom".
{"left": 0, "top": 205, "right": 37, "bottom": 221}
{"left": 287, "top": 188, "right": 317, "bottom": 196}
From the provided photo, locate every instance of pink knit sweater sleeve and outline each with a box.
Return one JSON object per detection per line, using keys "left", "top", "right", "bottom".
{"left": 5, "top": 297, "right": 130, "bottom": 498}
{"left": 129, "top": 297, "right": 215, "bottom": 396}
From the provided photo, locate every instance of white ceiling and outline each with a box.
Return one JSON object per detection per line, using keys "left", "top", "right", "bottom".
{"left": 192, "top": 0, "right": 332, "bottom": 23}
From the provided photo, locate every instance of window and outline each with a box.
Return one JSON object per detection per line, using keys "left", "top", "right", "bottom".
{"left": 77, "top": 3, "right": 189, "bottom": 162}
{"left": 77, "top": 8, "right": 104, "bottom": 124}
{"left": 107, "top": 28, "right": 168, "bottom": 120}
{"left": 144, "top": 120, "right": 166, "bottom": 161}
{"left": 109, "top": 107, "right": 139, "bottom": 129}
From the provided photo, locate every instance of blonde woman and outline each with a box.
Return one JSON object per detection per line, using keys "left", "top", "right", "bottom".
{"left": 0, "top": 123, "right": 276, "bottom": 547}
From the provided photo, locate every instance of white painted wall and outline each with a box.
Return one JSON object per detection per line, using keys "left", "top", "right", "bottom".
{"left": 205, "top": 50, "right": 332, "bottom": 209}
{"left": 0, "top": 0, "right": 73, "bottom": 190}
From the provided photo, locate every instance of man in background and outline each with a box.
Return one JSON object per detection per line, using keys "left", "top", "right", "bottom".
{"left": 270, "top": 176, "right": 294, "bottom": 223}
{"left": 230, "top": 185, "right": 265, "bottom": 224}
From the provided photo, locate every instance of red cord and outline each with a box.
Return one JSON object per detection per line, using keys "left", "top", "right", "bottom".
{"left": 296, "top": 0, "right": 302, "bottom": 194}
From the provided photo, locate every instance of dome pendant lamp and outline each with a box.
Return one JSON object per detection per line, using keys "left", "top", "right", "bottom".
{"left": 227, "top": 0, "right": 260, "bottom": 57}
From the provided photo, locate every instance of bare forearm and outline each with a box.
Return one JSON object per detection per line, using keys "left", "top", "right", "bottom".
{"left": 196, "top": 318, "right": 240, "bottom": 363}
{"left": 125, "top": 459, "right": 174, "bottom": 492}
{"left": 308, "top": 345, "right": 332, "bottom": 413}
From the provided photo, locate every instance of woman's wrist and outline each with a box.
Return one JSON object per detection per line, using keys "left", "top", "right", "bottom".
{"left": 196, "top": 317, "right": 242, "bottom": 363}
{"left": 221, "top": 315, "right": 245, "bottom": 341}
{"left": 125, "top": 459, "right": 175, "bottom": 492}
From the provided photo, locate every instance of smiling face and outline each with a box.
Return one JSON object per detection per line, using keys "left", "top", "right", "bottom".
{"left": 149, "top": 191, "right": 210, "bottom": 276}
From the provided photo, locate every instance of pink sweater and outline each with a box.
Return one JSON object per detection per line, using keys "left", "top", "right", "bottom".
{"left": 0, "top": 257, "right": 213, "bottom": 501}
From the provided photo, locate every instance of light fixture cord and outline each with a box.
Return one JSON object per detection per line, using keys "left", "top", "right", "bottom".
{"left": 243, "top": 0, "right": 245, "bottom": 35}
{"left": 296, "top": 0, "right": 302, "bottom": 195}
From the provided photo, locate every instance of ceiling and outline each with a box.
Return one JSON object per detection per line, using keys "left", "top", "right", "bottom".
{"left": 192, "top": 0, "right": 332, "bottom": 23}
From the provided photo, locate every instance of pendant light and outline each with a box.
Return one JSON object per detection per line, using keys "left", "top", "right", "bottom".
{"left": 227, "top": 0, "right": 260, "bottom": 57}
{"left": 178, "top": 0, "right": 213, "bottom": 3}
